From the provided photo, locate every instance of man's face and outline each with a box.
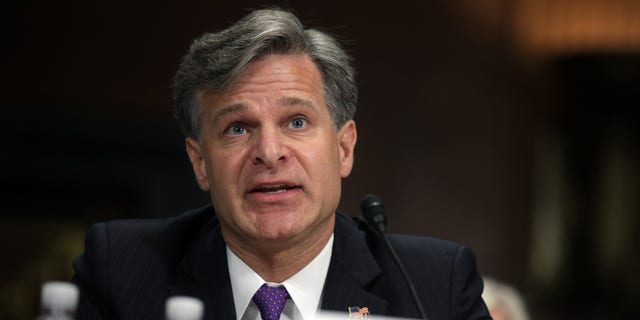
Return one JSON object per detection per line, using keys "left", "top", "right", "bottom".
{"left": 185, "top": 54, "right": 357, "bottom": 248}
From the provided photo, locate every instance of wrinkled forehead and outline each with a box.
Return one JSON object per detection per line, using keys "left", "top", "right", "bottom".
{"left": 202, "top": 53, "right": 328, "bottom": 106}
{"left": 197, "top": 53, "right": 332, "bottom": 120}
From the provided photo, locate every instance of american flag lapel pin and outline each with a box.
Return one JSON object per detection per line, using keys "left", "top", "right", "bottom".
{"left": 348, "top": 306, "right": 370, "bottom": 319}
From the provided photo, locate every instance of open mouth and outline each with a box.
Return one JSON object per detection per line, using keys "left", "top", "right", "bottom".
{"left": 250, "top": 184, "right": 301, "bottom": 194}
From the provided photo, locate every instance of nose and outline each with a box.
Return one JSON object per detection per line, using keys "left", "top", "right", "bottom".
{"left": 250, "top": 127, "right": 288, "bottom": 168}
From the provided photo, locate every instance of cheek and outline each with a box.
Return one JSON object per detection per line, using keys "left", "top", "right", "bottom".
{"left": 304, "top": 141, "right": 343, "bottom": 186}
{"left": 206, "top": 151, "right": 245, "bottom": 195}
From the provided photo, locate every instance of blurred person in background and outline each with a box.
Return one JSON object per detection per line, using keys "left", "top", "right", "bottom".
{"left": 482, "top": 277, "right": 529, "bottom": 320}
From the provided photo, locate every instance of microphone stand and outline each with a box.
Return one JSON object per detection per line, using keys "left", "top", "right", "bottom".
{"left": 361, "top": 194, "right": 428, "bottom": 320}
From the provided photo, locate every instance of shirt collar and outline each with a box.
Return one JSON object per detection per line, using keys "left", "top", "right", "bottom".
{"left": 227, "top": 234, "right": 334, "bottom": 320}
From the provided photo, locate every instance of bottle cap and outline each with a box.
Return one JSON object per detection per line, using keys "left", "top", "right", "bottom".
{"left": 41, "top": 281, "right": 79, "bottom": 311}
{"left": 165, "top": 296, "right": 204, "bottom": 320}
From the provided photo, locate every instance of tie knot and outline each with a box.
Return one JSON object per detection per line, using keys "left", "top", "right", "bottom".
{"left": 252, "top": 284, "right": 290, "bottom": 320}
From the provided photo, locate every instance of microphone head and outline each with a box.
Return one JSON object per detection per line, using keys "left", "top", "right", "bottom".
{"left": 360, "top": 194, "right": 387, "bottom": 233}
{"left": 360, "top": 194, "right": 383, "bottom": 211}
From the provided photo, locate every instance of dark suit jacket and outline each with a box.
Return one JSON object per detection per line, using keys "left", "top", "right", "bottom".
{"left": 72, "top": 205, "right": 491, "bottom": 320}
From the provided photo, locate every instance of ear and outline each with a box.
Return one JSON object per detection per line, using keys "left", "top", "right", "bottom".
{"left": 337, "top": 120, "right": 357, "bottom": 178}
{"left": 185, "top": 137, "right": 210, "bottom": 191}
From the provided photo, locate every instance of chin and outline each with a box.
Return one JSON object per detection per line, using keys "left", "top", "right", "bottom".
{"left": 256, "top": 231, "right": 297, "bottom": 242}
{"left": 252, "top": 218, "right": 300, "bottom": 239}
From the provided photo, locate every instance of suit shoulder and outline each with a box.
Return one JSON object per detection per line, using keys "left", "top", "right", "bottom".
{"left": 78, "top": 204, "right": 216, "bottom": 269}
{"left": 337, "top": 211, "right": 463, "bottom": 257}
{"left": 388, "top": 233, "right": 463, "bottom": 257}
{"left": 105, "top": 205, "right": 213, "bottom": 241}
{"left": 72, "top": 205, "right": 217, "bottom": 319}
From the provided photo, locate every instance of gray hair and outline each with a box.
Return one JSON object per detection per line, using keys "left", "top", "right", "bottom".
{"left": 173, "top": 8, "right": 357, "bottom": 139}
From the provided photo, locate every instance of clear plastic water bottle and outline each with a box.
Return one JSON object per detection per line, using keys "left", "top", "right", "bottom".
{"left": 165, "top": 296, "right": 204, "bottom": 320}
{"left": 37, "top": 281, "right": 79, "bottom": 320}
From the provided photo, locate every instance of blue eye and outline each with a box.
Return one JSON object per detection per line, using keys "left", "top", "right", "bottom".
{"left": 289, "top": 117, "right": 307, "bottom": 129}
{"left": 226, "top": 124, "right": 246, "bottom": 136}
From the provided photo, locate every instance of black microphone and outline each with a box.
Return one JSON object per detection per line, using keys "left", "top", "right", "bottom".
{"left": 360, "top": 194, "right": 428, "bottom": 320}
{"left": 360, "top": 194, "right": 387, "bottom": 233}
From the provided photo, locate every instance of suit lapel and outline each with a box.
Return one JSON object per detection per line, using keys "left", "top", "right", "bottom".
{"left": 167, "top": 211, "right": 388, "bottom": 318}
{"left": 321, "top": 213, "right": 388, "bottom": 315}
{"left": 170, "top": 219, "right": 236, "bottom": 320}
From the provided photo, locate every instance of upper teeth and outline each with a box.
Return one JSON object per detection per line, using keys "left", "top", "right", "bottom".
{"left": 257, "top": 184, "right": 289, "bottom": 192}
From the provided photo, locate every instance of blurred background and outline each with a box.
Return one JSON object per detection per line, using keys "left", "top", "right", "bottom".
{"left": 3, "top": 0, "right": 639, "bottom": 319}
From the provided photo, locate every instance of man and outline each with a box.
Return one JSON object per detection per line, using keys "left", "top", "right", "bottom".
{"left": 72, "top": 8, "right": 491, "bottom": 320}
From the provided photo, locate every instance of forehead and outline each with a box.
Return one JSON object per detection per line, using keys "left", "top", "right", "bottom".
{"left": 224, "top": 53, "right": 324, "bottom": 98}
{"left": 197, "top": 53, "right": 331, "bottom": 127}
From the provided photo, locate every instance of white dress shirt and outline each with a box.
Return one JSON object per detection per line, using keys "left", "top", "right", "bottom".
{"left": 227, "top": 235, "right": 334, "bottom": 320}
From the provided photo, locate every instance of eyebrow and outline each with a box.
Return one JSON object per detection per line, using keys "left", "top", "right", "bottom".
{"left": 279, "top": 96, "right": 318, "bottom": 110}
{"left": 212, "top": 103, "right": 247, "bottom": 127}
{"left": 212, "top": 97, "right": 319, "bottom": 126}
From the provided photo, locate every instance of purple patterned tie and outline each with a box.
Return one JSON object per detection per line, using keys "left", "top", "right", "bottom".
{"left": 252, "top": 284, "right": 290, "bottom": 320}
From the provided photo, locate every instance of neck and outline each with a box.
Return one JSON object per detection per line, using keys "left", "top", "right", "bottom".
{"left": 223, "top": 223, "right": 333, "bottom": 283}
